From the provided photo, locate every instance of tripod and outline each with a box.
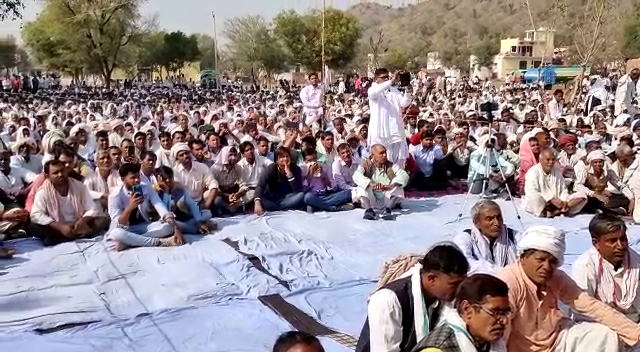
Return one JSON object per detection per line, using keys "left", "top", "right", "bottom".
{"left": 453, "top": 113, "right": 524, "bottom": 230}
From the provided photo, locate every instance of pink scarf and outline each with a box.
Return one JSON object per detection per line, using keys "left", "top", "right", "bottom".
{"left": 42, "top": 178, "right": 86, "bottom": 223}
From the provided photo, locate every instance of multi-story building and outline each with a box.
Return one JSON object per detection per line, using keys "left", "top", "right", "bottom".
{"left": 495, "top": 28, "right": 556, "bottom": 79}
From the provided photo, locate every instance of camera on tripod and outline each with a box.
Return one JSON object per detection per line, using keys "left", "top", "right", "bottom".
{"left": 479, "top": 101, "right": 500, "bottom": 123}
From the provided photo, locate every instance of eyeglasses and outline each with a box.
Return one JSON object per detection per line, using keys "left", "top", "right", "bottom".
{"left": 378, "top": 76, "right": 390, "bottom": 80}
{"left": 474, "top": 305, "right": 512, "bottom": 321}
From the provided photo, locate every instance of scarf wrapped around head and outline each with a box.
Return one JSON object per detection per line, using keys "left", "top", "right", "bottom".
{"left": 517, "top": 225, "right": 566, "bottom": 265}
{"left": 558, "top": 134, "right": 578, "bottom": 147}
{"left": 587, "top": 150, "right": 606, "bottom": 163}
{"left": 170, "top": 142, "right": 190, "bottom": 160}
{"left": 42, "top": 177, "right": 86, "bottom": 223}
{"left": 42, "top": 129, "right": 65, "bottom": 154}
{"left": 216, "top": 146, "right": 235, "bottom": 165}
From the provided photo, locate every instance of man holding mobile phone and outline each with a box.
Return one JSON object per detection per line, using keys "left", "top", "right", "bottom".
{"left": 367, "top": 68, "right": 413, "bottom": 168}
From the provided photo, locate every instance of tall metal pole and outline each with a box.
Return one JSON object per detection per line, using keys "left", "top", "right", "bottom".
{"left": 212, "top": 11, "right": 220, "bottom": 91}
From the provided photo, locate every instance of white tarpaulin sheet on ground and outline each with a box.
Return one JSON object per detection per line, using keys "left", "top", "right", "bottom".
{"left": 0, "top": 195, "right": 635, "bottom": 351}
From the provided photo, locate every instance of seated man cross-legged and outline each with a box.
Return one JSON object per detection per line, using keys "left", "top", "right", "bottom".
{"left": 523, "top": 148, "right": 587, "bottom": 218}
{"left": 353, "top": 144, "right": 410, "bottom": 220}
{"left": 29, "top": 160, "right": 109, "bottom": 246}
{"left": 573, "top": 213, "right": 640, "bottom": 336}
{"left": 155, "top": 166, "right": 217, "bottom": 234}
{"left": 500, "top": 225, "right": 640, "bottom": 352}
{"left": 254, "top": 146, "right": 305, "bottom": 216}
{"left": 106, "top": 163, "right": 181, "bottom": 250}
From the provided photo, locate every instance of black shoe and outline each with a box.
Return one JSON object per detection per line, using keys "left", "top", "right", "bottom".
{"left": 363, "top": 208, "right": 377, "bottom": 220}
{"left": 381, "top": 207, "right": 394, "bottom": 221}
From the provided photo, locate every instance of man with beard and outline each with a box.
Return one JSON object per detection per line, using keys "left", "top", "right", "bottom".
{"left": 10, "top": 138, "right": 43, "bottom": 174}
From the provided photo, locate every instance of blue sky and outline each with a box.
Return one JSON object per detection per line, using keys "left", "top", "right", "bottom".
{"left": 0, "top": 0, "right": 351, "bottom": 43}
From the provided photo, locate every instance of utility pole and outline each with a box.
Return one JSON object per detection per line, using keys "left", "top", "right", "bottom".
{"left": 211, "top": 11, "right": 220, "bottom": 90}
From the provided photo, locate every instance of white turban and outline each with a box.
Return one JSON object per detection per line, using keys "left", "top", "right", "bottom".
{"left": 587, "top": 150, "right": 606, "bottom": 163}
{"left": 170, "top": 142, "right": 190, "bottom": 160}
{"left": 517, "top": 225, "right": 566, "bottom": 265}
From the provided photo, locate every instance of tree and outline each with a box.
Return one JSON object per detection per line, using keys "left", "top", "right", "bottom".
{"left": 622, "top": 14, "right": 640, "bottom": 59}
{"left": 0, "top": 36, "right": 18, "bottom": 73}
{"left": 382, "top": 48, "right": 409, "bottom": 71}
{"left": 22, "top": 0, "right": 149, "bottom": 88}
{"left": 196, "top": 33, "right": 219, "bottom": 71}
{"left": 158, "top": 31, "right": 200, "bottom": 74}
{"left": 554, "top": 0, "right": 621, "bottom": 107}
{"left": 224, "top": 15, "right": 287, "bottom": 87}
{"left": 472, "top": 37, "right": 499, "bottom": 68}
{"left": 273, "top": 9, "right": 361, "bottom": 71}
{"left": 0, "top": 0, "right": 24, "bottom": 21}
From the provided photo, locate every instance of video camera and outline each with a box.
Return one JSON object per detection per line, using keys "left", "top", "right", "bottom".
{"left": 479, "top": 99, "right": 499, "bottom": 123}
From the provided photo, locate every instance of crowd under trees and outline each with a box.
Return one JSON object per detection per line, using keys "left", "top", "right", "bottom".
{"left": 2, "top": 0, "right": 640, "bottom": 84}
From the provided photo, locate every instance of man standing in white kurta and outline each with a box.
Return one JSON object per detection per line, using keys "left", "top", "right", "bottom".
{"left": 367, "top": 68, "right": 412, "bottom": 168}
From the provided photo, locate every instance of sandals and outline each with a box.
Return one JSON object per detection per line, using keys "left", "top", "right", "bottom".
{"left": 0, "top": 247, "right": 16, "bottom": 259}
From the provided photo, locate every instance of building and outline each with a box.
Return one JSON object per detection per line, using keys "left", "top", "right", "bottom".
{"left": 495, "top": 28, "right": 555, "bottom": 79}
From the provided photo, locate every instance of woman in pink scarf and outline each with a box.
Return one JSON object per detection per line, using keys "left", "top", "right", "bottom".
{"left": 518, "top": 128, "right": 549, "bottom": 194}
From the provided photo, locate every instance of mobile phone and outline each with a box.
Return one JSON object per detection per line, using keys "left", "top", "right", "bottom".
{"left": 132, "top": 184, "right": 143, "bottom": 197}
{"left": 399, "top": 72, "right": 411, "bottom": 87}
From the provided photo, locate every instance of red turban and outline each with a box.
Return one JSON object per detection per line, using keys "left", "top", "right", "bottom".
{"left": 558, "top": 134, "right": 578, "bottom": 146}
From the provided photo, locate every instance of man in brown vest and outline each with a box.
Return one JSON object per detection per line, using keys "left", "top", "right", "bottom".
{"left": 352, "top": 144, "right": 410, "bottom": 220}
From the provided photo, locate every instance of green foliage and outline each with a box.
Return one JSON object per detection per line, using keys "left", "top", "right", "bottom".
{"left": 195, "top": 34, "right": 218, "bottom": 71}
{"left": 22, "top": 0, "right": 147, "bottom": 87}
{"left": 0, "top": 0, "right": 24, "bottom": 21}
{"left": 623, "top": 13, "right": 640, "bottom": 59}
{"left": 273, "top": 9, "right": 361, "bottom": 71}
{"left": 223, "top": 15, "right": 288, "bottom": 84}
{"left": 157, "top": 31, "right": 200, "bottom": 74}
{"left": 382, "top": 49, "right": 410, "bottom": 71}
{"left": 472, "top": 36, "right": 500, "bottom": 68}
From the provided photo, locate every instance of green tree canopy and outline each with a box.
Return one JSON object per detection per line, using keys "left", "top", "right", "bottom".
{"left": 382, "top": 49, "right": 410, "bottom": 71}
{"left": 22, "top": 0, "right": 148, "bottom": 88}
{"left": 622, "top": 13, "right": 640, "bottom": 59}
{"left": 273, "top": 9, "right": 361, "bottom": 71}
{"left": 196, "top": 33, "right": 219, "bottom": 71}
{"left": 157, "top": 31, "right": 201, "bottom": 74}
{"left": 224, "top": 15, "right": 288, "bottom": 86}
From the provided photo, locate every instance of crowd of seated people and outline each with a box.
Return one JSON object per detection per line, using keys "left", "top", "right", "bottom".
{"left": 356, "top": 201, "right": 640, "bottom": 352}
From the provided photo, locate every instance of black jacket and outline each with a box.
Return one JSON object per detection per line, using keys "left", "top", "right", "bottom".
{"left": 254, "top": 163, "right": 303, "bottom": 200}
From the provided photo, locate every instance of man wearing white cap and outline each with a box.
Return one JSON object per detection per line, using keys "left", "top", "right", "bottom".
{"left": 500, "top": 225, "right": 640, "bottom": 352}
{"left": 574, "top": 149, "right": 634, "bottom": 215}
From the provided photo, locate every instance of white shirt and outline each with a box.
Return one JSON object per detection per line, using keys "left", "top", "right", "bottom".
{"left": 0, "top": 167, "right": 37, "bottom": 196}
{"left": 547, "top": 98, "right": 563, "bottom": 120}
{"left": 332, "top": 157, "right": 359, "bottom": 190}
{"left": 238, "top": 155, "right": 273, "bottom": 188}
{"left": 174, "top": 161, "right": 217, "bottom": 202}
{"left": 524, "top": 164, "right": 569, "bottom": 202}
{"left": 10, "top": 154, "right": 43, "bottom": 174}
{"left": 84, "top": 170, "right": 122, "bottom": 200}
{"left": 300, "top": 84, "right": 323, "bottom": 117}
{"left": 367, "top": 80, "right": 411, "bottom": 147}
